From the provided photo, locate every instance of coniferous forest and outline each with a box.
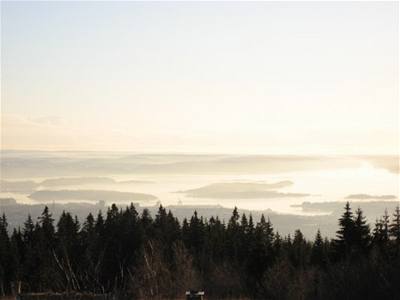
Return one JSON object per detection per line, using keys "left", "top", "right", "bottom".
{"left": 1, "top": 202, "right": 400, "bottom": 299}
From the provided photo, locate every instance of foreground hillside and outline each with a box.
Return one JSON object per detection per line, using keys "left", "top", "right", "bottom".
{"left": 1, "top": 202, "right": 400, "bottom": 299}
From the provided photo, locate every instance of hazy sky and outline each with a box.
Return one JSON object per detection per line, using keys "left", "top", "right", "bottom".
{"left": 1, "top": 1, "right": 398, "bottom": 154}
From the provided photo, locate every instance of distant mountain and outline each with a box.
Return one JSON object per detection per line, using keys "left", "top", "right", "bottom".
{"left": 177, "top": 181, "right": 309, "bottom": 199}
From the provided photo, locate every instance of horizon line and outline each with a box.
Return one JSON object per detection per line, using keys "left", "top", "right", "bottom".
{"left": 1, "top": 148, "right": 399, "bottom": 157}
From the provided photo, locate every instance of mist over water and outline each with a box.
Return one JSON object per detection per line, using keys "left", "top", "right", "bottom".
{"left": 1, "top": 151, "right": 398, "bottom": 215}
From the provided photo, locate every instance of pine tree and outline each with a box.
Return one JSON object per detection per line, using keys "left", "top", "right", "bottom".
{"left": 228, "top": 207, "right": 240, "bottom": 228}
{"left": 240, "top": 213, "right": 248, "bottom": 232}
{"left": 3, "top": 201, "right": 400, "bottom": 297}
{"left": 373, "top": 218, "right": 383, "bottom": 242}
{"left": 23, "top": 215, "right": 35, "bottom": 244}
{"left": 105, "top": 203, "right": 119, "bottom": 225}
{"left": 248, "top": 214, "right": 255, "bottom": 235}
{"left": 57, "top": 211, "right": 80, "bottom": 252}
{"left": 79, "top": 213, "right": 98, "bottom": 291}
{"left": 311, "top": 229, "right": 323, "bottom": 265}
{"left": 226, "top": 207, "right": 241, "bottom": 261}
{"left": 166, "top": 210, "right": 180, "bottom": 243}
{"left": 390, "top": 205, "right": 400, "bottom": 243}
{"left": 273, "top": 232, "right": 282, "bottom": 257}
{"left": 381, "top": 209, "right": 390, "bottom": 243}
{"left": 182, "top": 218, "right": 190, "bottom": 247}
{"left": 256, "top": 214, "right": 275, "bottom": 244}
{"left": 265, "top": 217, "right": 274, "bottom": 245}
{"left": 38, "top": 206, "right": 55, "bottom": 245}
{"left": 353, "top": 207, "right": 370, "bottom": 253}
{"left": 82, "top": 213, "right": 95, "bottom": 237}
{"left": 238, "top": 213, "right": 250, "bottom": 266}
{"left": 0, "top": 214, "right": 12, "bottom": 295}
{"left": 246, "top": 214, "right": 276, "bottom": 286}
{"left": 291, "top": 229, "right": 308, "bottom": 268}
{"left": 56, "top": 211, "right": 81, "bottom": 290}
{"left": 188, "top": 211, "right": 204, "bottom": 255}
{"left": 373, "top": 210, "right": 390, "bottom": 251}
{"left": 21, "top": 215, "right": 39, "bottom": 291}
{"left": 335, "top": 202, "right": 355, "bottom": 258}
{"left": 140, "top": 208, "right": 153, "bottom": 237}
{"left": 10, "top": 228, "right": 23, "bottom": 291}
{"left": 37, "top": 206, "right": 58, "bottom": 290}
{"left": 95, "top": 211, "right": 104, "bottom": 234}
{"left": 155, "top": 205, "right": 167, "bottom": 229}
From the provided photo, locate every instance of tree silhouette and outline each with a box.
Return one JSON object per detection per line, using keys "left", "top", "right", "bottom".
{"left": 390, "top": 206, "right": 400, "bottom": 243}
{"left": 1, "top": 202, "right": 400, "bottom": 299}
{"left": 353, "top": 207, "right": 370, "bottom": 255}
{"left": 335, "top": 202, "right": 355, "bottom": 258}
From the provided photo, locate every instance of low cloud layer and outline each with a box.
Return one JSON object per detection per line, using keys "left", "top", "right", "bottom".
{"left": 3, "top": 152, "right": 398, "bottom": 178}
{"left": 29, "top": 189, "right": 157, "bottom": 202}
{"left": 345, "top": 194, "right": 397, "bottom": 200}
{"left": 362, "top": 155, "right": 400, "bottom": 174}
{"left": 0, "top": 177, "right": 153, "bottom": 194}
{"left": 0, "top": 180, "right": 38, "bottom": 194}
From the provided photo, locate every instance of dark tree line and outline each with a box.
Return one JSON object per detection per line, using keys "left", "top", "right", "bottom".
{"left": 1, "top": 202, "right": 400, "bottom": 299}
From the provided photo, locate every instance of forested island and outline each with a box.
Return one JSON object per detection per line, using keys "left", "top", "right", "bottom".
{"left": 0, "top": 202, "right": 400, "bottom": 299}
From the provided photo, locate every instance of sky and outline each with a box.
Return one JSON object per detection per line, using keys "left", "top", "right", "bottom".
{"left": 1, "top": 1, "right": 399, "bottom": 154}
